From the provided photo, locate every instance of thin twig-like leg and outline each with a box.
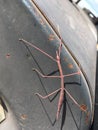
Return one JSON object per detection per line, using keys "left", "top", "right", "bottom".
{"left": 33, "top": 68, "right": 80, "bottom": 78}
{"left": 63, "top": 71, "right": 80, "bottom": 78}
{"left": 64, "top": 88, "right": 89, "bottom": 124}
{"left": 35, "top": 88, "right": 61, "bottom": 99}
{"left": 33, "top": 68, "right": 61, "bottom": 78}
{"left": 64, "top": 88, "right": 80, "bottom": 108}
{"left": 64, "top": 88, "right": 88, "bottom": 114}
{"left": 19, "top": 39, "right": 57, "bottom": 62}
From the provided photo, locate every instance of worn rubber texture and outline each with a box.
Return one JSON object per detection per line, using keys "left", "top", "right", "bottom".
{"left": 0, "top": 0, "right": 97, "bottom": 130}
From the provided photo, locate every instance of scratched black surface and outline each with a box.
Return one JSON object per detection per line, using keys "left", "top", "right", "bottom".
{"left": 93, "top": 51, "right": 98, "bottom": 130}
{"left": 0, "top": 0, "right": 96, "bottom": 130}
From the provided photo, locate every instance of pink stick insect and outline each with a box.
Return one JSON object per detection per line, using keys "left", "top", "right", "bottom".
{"left": 19, "top": 38, "right": 88, "bottom": 121}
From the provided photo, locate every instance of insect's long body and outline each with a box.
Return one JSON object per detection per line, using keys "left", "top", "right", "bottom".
{"left": 56, "top": 51, "right": 64, "bottom": 120}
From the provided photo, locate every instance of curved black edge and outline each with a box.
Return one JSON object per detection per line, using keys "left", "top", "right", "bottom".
{"left": 92, "top": 52, "right": 98, "bottom": 130}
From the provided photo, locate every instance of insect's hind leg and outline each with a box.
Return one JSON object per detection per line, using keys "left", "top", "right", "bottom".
{"left": 35, "top": 88, "right": 61, "bottom": 99}
{"left": 64, "top": 88, "right": 80, "bottom": 108}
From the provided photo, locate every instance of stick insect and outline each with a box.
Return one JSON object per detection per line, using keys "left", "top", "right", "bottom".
{"left": 19, "top": 38, "right": 88, "bottom": 121}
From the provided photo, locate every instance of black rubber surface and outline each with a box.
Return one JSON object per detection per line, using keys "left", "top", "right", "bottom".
{"left": 0, "top": 0, "right": 96, "bottom": 130}
{"left": 93, "top": 51, "right": 98, "bottom": 130}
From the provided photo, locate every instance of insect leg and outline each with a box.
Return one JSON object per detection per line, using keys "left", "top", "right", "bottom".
{"left": 35, "top": 88, "right": 61, "bottom": 99}
{"left": 64, "top": 88, "right": 80, "bottom": 108}
{"left": 63, "top": 71, "right": 80, "bottom": 78}
{"left": 19, "top": 39, "right": 57, "bottom": 62}
{"left": 33, "top": 68, "right": 62, "bottom": 78}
